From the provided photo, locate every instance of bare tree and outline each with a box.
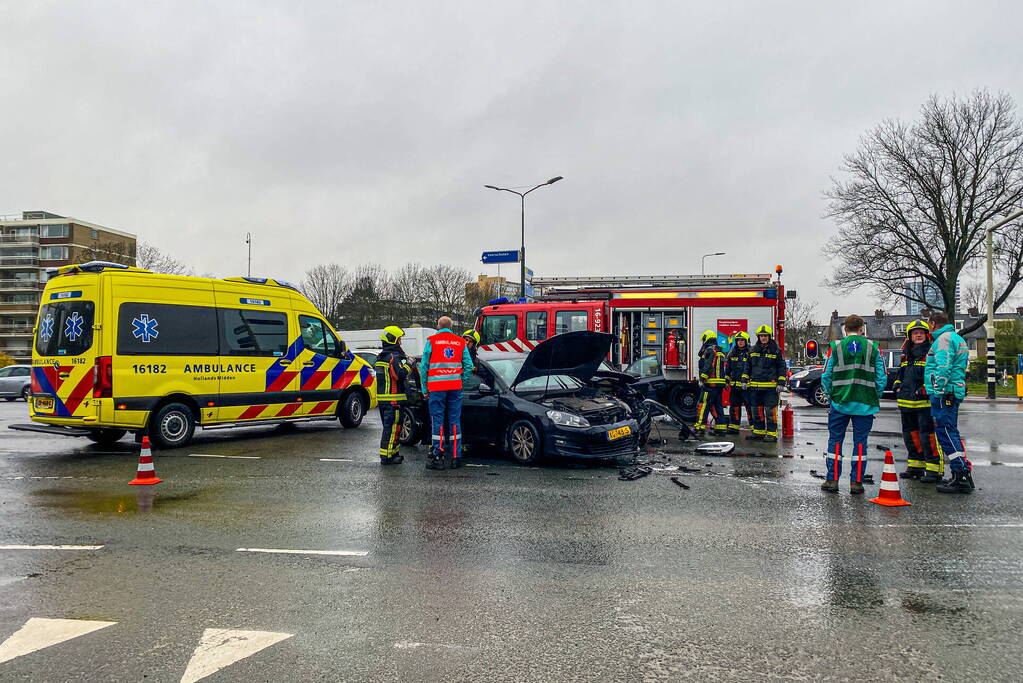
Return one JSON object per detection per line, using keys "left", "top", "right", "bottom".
{"left": 423, "top": 264, "right": 471, "bottom": 317}
{"left": 340, "top": 263, "right": 392, "bottom": 328}
{"left": 389, "top": 262, "right": 428, "bottom": 325}
{"left": 133, "top": 242, "right": 193, "bottom": 275}
{"left": 823, "top": 90, "right": 1023, "bottom": 334}
{"left": 300, "top": 263, "right": 350, "bottom": 323}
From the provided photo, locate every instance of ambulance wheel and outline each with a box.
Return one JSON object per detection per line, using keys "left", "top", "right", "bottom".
{"left": 150, "top": 402, "right": 195, "bottom": 448}
{"left": 86, "top": 428, "right": 127, "bottom": 445}
{"left": 338, "top": 391, "right": 366, "bottom": 428}
{"left": 506, "top": 419, "right": 542, "bottom": 465}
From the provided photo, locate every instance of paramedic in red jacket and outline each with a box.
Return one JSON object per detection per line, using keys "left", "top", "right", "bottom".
{"left": 419, "top": 316, "right": 474, "bottom": 470}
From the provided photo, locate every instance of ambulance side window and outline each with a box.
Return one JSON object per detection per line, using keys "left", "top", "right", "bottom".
{"left": 36, "top": 301, "right": 95, "bottom": 357}
{"left": 480, "top": 315, "right": 517, "bottom": 345}
{"left": 299, "top": 315, "right": 342, "bottom": 358}
{"left": 117, "top": 303, "right": 218, "bottom": 355}
{"left": 220, "top": 309, "right": 288, "bottom": 356}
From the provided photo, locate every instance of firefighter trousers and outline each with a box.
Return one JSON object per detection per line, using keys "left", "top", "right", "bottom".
{"left": 728, "top": 387, "right": 753, "bottom": 430}
{"left": 749, "top": 388, "right": 779, "bottom": 438}
{"left": 378, "top": 403, "right": 402, "bottom": 461}
{"left": 696, "top": 384, "right": 727, "bottom": 433}
{"left": 899, "top": 407, "right": 940, "bottom": 474}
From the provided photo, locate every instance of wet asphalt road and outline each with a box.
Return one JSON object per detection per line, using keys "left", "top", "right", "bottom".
{"left": 1, "top": 398, "right": 1023, "bottom": 681}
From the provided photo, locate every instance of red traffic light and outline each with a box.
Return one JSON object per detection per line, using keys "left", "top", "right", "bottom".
{"left": 805, "top": 339, "right": 819, "bottom": 358}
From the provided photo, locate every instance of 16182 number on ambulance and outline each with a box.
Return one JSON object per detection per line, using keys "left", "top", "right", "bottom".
{"left": 20, "top": 262, "right": 377, "bottom": 448}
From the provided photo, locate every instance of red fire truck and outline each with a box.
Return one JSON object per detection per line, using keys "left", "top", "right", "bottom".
{"left": 473, "top": 270, "right": 788, "bottom": 420}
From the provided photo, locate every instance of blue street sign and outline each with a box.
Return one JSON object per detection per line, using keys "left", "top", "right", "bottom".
{"left": 524, "top": 283, "right": 535, "bottom": 298}
{"left": 525, "top": 267, "right": 534, "bottom": 282}
{"left": 482, "top": 250, "right": 520, "bottom": 264}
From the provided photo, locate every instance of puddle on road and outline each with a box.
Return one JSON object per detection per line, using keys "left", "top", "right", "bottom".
{"left": 30, "top": 487, "right": 209, "bottom": 515}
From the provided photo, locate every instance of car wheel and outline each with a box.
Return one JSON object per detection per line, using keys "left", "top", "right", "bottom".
{"left": 4, "top": 397, "right": 16, "bottom": 402}
{"left": 506, "top": 419, "right": 542, "bottom": 465}
{"left": 669, "top": 385, "right": 699, "bottom": 421}
{"left": 397, "top": 407, "right": 421, "bottom": 446}
{"left": 86, "top": 428, "right": 128, "bottom": 446}
{"left": 21, "top": 386, "right": 30, "bottom": 401}
{"left": 150, "top": 402, "right": 195, "bottom": 449}
{"left": 338, "top": 391, "right": 365, "bottom": 428}
{"left": 808, "top": 382, "right": 830, "bottom": 408}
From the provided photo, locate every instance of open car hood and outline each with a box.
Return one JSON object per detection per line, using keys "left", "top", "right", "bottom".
{"left": 512, "top": 331, "right": 615, "bottom": 387}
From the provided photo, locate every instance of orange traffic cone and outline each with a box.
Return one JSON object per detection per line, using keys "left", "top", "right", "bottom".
{"left": 869, "top": 449, "right": 909, "bottom": 507}
{"left": 128, "top": 436, "right": 162, "bottom": 486}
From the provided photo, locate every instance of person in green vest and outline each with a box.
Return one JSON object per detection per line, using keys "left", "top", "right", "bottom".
{"left": 819, "top": 314, "right": 888, "bottom": 494}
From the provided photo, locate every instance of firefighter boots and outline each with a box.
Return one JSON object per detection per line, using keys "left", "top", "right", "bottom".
{"left": 899, "top": 468, "right": 923, "bottom": 480}
{"left": 919, "top": 471, "right": 942, "bottom": 484}
{"left": 936, "top": 471, "right": 975, "bottom": 494}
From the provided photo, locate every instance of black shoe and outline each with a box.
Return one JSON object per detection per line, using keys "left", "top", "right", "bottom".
{"left": 899, "top": 468, "right": 923, "bottom": 480}
{"left": 936, "top": 471, "right": 974, "bottom": 494}
{"left": 747, "top": 434, "right": 764, "bottom": 442}
{"left": 821, "top": 479, "right": 838, "bottom": 493}
{"left": 919, "top": 472, "right": 942, "bottom": 484}
{"left": 726, "top": 428, "right": 740, "bottom": 435}
{"left": 850, "top": 481, "right": 865, "bottom": 495}
{"left": 763, "top": 435, "right": 778, "bottom": 443}
{"left": 425, "top": 452, "right": 444, "bottom": 470}
{"left": 448, "top": 456, "right": 463, "bottom": 469}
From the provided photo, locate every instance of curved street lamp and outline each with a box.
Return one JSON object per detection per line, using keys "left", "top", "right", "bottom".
{"left": 484, "top": 176, "right": 563, "bottom": 299}
{"left": 702, "top": 251, "right": 725, "bottom": 276}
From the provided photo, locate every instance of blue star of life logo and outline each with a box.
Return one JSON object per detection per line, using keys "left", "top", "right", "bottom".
{"left": 40, "top": 315, "right": 55, "bottom": 343}
{"left": 132, "top": 314, "right": 159, "bottom": 343}
{"left": 64, "top": 312, "right": 84, "bottom": 342}
{"left": 847, "top": 339, "right": 861, "bottom": 354}
{"left": 443, "top": 347, "right": 455, "bottom": 359}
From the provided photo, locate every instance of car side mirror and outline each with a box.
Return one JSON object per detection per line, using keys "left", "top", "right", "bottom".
{"left": 477, "top": 383, "right": 497, "bottom": 395}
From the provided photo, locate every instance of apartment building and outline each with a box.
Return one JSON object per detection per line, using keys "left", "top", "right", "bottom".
{"left": 0, "top": 210, "right": 136, "bottom": 363}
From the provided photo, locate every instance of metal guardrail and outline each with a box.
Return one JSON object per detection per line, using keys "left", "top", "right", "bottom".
{"left": 0, "top": 280, "right": 42, "bottom": 290}
{"left": 0, "top": 326, "right": 34, "bottom": 334}
{"left": 0, "top": 257, "right": 39, "bottom": 266}
{"left": 0, "top": 235, "right": 39, "bottom": 244}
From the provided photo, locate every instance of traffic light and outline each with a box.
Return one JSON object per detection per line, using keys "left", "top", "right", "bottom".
{"left": 805, "top": 339, "right": 819, "bottom": 358}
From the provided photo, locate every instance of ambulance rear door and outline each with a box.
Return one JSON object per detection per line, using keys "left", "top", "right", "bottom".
{"left": 212, "top": 283, "right": 299, "bottom": 422}
{"left": 31, "top": 275, "right": 102, "bottom": 422}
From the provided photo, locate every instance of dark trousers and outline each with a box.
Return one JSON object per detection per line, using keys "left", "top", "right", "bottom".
{"left": 428, "top": 389, "right": 463, "bottom": 458}
{"left": 696, "top": 384, "right": 727, "bottom": 432}
{"left": 930, "top": 396, "right": 969, "bottom": 473}
{"left": 378, "top": 403, "right": 401, "bottom": 460}
{"left": 750, "top": 388, "right": 779, "bottom": 437}
{"left": 727, "top": 387, "right": 753, "bottom": 429}
{"left": 899, "top": 407, "right": 939, "bottom": 474}
{"left": 825, "top": 410, "right": 873, "bottom": 482}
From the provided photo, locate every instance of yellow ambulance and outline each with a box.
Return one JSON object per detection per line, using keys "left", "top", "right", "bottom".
{"left": 19, "top": 262, "right": 377, "bottom": 448}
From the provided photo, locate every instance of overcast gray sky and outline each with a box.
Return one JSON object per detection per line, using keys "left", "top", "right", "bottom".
{"left": 3, "top": 1, "right": 1021, "bottom": 318}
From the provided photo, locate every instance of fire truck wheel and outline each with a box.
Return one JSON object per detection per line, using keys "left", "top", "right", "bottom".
{"left": 669, "top": 386, "right": 699, "bottom": 422}
{"left": 86, "top": 428, "right": 128, "bottom": 445}
{"left": 506, "top": 419, "right": 542, "bottom": 465}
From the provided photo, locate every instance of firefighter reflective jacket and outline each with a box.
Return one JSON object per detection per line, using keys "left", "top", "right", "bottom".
{"left": 375, "top": 342, "right": 413, "bottom": 402}
{"left": 748, "top": 338, "right": 787, "bottom": 388}
{"left": 698, "top": 340, "right": 726, "bottom": 385}
{"left": 725, "top": 342, "right": 751, "bottom": 384}
{"left": 419, "top": 329, "right": 473, "bottom": 392}
{"left": 895, "top": 339, "right": 931, "bottom": 409}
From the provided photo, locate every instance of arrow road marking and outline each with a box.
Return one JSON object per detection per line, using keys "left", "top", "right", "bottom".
{"left": 180, "top": 628, "right": 293, "bottom": 683}
{"left": 236, "top": 548, "right": 368, "bottom": 557}
{"left": 0, "top": 545, "right": 104, "bottom": 551}
{"left": 0, "top": 618, "right": 116, "bottom": 665}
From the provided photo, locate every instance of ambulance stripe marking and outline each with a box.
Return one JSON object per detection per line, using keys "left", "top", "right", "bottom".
{"left": 300, "top": 354, "right": 328, "bottom": 389}
{"left": 309, "top": 401, "right": 334, "bottom": 415}
{"left": 239, "top": 405, "right": 268, "bottom": 420}
{"left": 31, "top": 367, "right": 71, "bottom": 418}
{"left": 63, "top": 372, "right": 94, "bottom": 415}
{"left": 275, "top": 403, "right": 302, "bottom": 417}
{"left": 266, "top": 371, "right": 298, "bottom": 393}
{"left": 333, "top": 369, "right": 358, "bottom": 390}
{"left": 359, "top": 364, "right": 373, "bottom": 387}
{"left": 302, "top": 370, "right": 331, "bottom": 391}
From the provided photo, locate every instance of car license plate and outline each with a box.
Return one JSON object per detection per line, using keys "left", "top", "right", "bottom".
{"left": 607, "top": 425, "right": 632, "bottom": 441}
{"left": 35, "top": 396, "right": 54, "bottom": 411}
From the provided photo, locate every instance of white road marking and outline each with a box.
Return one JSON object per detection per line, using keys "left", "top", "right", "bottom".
{"left": 189, "top": 454, "right": 261, "bottom": 459}
{"left": 319, "top": 458, "right": 353, "bottom": 462}
{"left": 0, "top": 545, "right": 104, "bottom": 551}
{"left": 236, "top": 548, "right": 369, "bottom": 557}
{"left": 874, "top": 524, "right": 1023, "bottom": 529}
{"left": 180, "top": 628, "right": 292, "bottom": 683}
{"left": 464, "top": 463, "right": 486, "bottom": 467}
{"left": 393, "top": 640, "right": 473, "bottom": 652}
{"left": 0, "top": 618, "right": 116, "bottom": 665}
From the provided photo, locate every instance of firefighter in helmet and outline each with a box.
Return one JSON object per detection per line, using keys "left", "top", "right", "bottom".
{"left": 724, "top": 330, "right": 753, "bottom": 434}
{"left": 462, "top": 329, "right": 481, "bottom": 368}
{"left": 747, "top": 324, "right": 787, "bottom": 442}
{"left": 893, "top": 320, "right": 941, "bottom": 481}
{"left": 695, "top": 329, "right": 728, "bottom": 435}
{"left": 374, "top": 326, "right": 413, "bottom": 465}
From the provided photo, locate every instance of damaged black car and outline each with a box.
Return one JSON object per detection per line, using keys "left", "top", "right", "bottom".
{"left": 398, "top": 331, "right": 650, "bottom": 465}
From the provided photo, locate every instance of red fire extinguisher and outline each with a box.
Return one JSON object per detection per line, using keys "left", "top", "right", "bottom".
{"left": 664, "top": 329, "right": 679, "bottom": 367}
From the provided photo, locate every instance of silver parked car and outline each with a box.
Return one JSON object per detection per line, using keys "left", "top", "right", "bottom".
{"left": 0, "top": 364, "right": 32, "bottom": 401}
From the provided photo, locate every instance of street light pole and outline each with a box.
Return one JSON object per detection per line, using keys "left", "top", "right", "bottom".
{"left": 984, "top": 208, "right": 1023, "bottom": 399}
{"left": 484, "top": 176, "right": 563, "bottom": 299}
{"left": 246, "top": 232, "right": 252, "bottom": 277}
{"left": 701, "top": 252, "right": 725, "bottom": 276}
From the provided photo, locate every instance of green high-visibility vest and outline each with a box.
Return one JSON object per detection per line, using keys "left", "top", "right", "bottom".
{"left": 828, "top": 335, "right": 879, "bottom": 406}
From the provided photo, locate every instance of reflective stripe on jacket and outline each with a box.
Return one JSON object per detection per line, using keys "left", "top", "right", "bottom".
{"left": 698, "top": 341, "right": 726, "bottom": 385}
{"left": 821, "top": 335, "right": 886, "bottom": 413}
{"left": 924, "top": 324, "right": 968, "bottom": 400}
{"left": 725, "top": 344, "right": 751, "bottom": 383}
{"left": 419, "top": 329, "right": 472, "bottom": 391}
{"left": 895, "top": 340, "right": 930, "bottom": 409}
{"left": 375, "top": 344, "right": 412, "bottom": 402}
{"left": 748, "top": 338, "right": 787, "bottom": 388}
